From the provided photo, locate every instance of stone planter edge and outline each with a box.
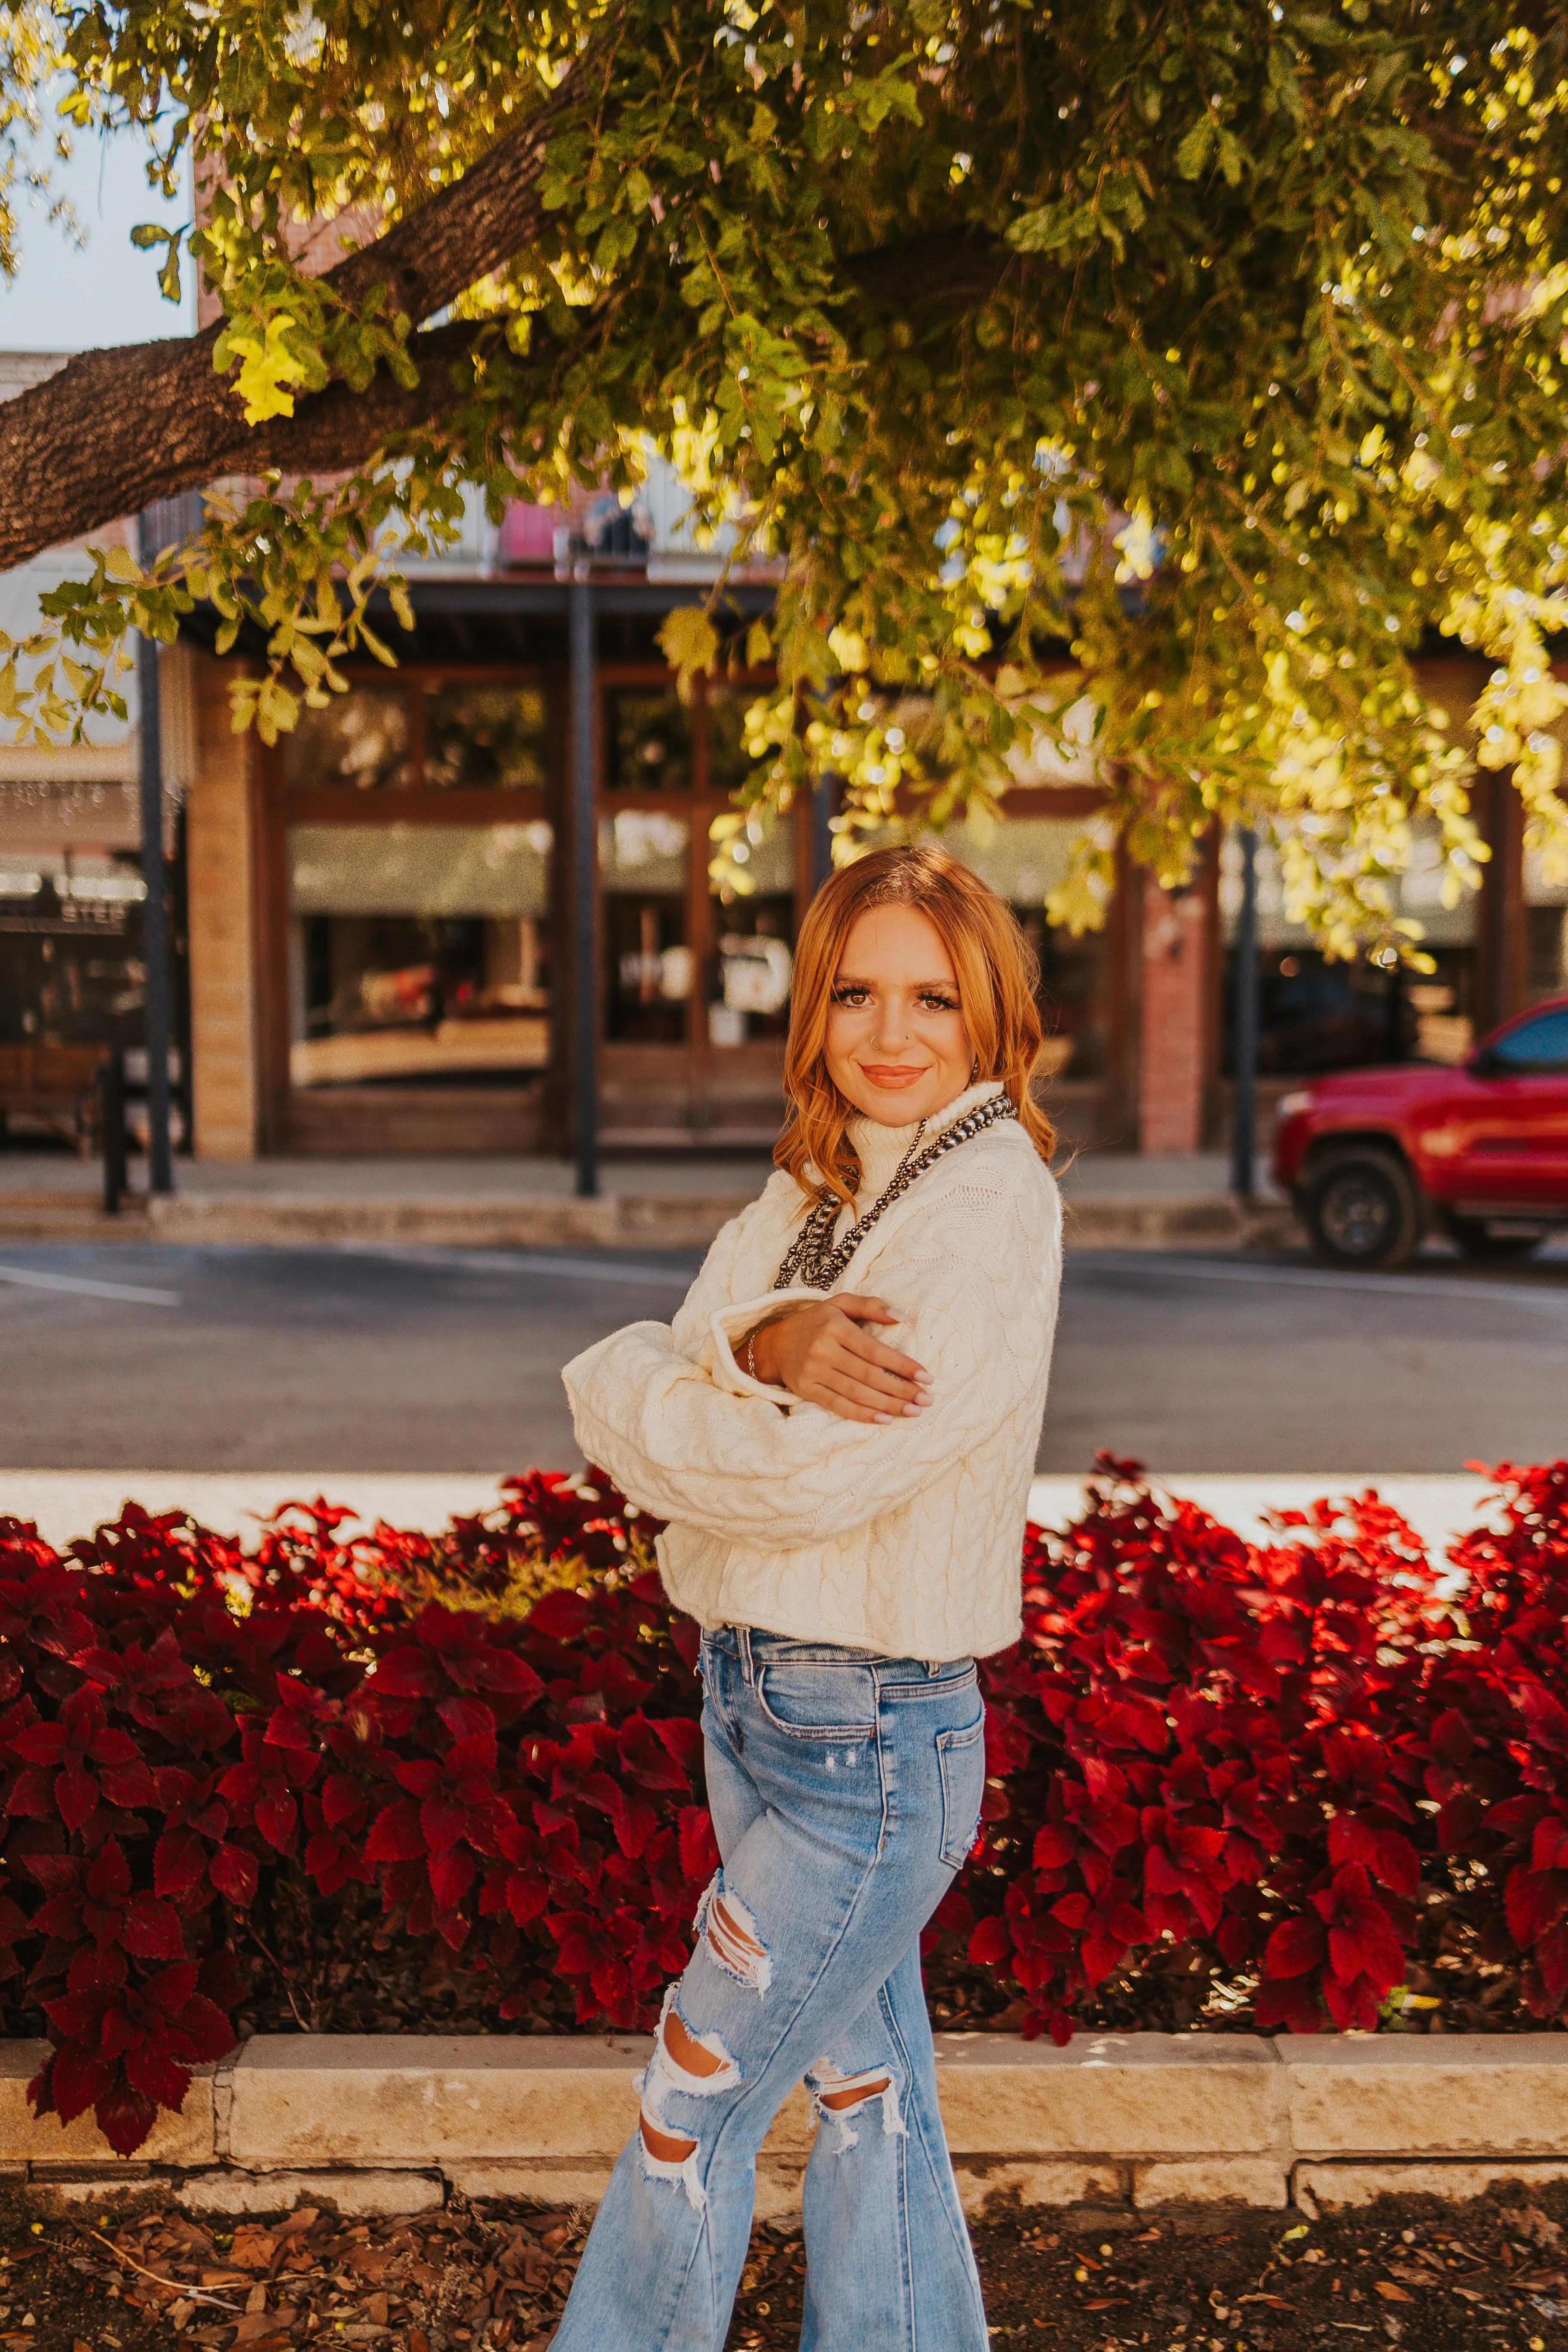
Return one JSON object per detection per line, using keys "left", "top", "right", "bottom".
{"left": 3, "top": 2032, "right": 1567, "bottom": 2221}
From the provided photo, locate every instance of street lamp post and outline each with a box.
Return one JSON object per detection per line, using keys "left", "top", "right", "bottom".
{"left": 1231, "top": 825, "right": 1260, "bottom": 1202}
{"left": 136, "top": 509, "right": 174, "bottom": 1195}
{"left": 568, "top": 575, "right": 598, "bottom": 1198}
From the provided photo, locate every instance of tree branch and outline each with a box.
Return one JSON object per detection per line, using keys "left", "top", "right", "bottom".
{"left": 0, "top": 54, "right": 1006, "bottom": 578}
{"left": 0, "top": 63, "right": 584, "bottom": 570}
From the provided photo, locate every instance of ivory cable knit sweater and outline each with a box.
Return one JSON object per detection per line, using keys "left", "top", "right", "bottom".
{"left": 561, "top": 1082, "right": 1063, "bottom": 1661}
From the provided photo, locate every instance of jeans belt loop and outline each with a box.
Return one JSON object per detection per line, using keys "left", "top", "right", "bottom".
{"left": 738, "top": 1625, "right": 755, "bottom": 1689}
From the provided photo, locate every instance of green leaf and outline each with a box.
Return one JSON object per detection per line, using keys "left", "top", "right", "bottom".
{"left": 1176, "top": 116, "right": 1215, "bottom": 180}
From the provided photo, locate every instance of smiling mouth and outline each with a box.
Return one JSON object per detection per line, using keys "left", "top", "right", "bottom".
{"left": 860, "top": 1064, "right": 928, "bottom": 1088}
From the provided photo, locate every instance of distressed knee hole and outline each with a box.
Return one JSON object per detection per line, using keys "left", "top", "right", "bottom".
{"left": 817, "top": 2074, "right": 891, "bottom": 2112}
{"left": 807, "top": 2059, "right": 906, "bottom": 2156}
{"left": 663, "top": 2003, "right": 726, "bottom": 2079}
{"left": 640, "top": 2115, "right": 698, "bottom": 2164}
{"left": 631, "top": 1981, "right": 738, "bottom": 2208}
{"left": 694, "top": 1872, "right": 773, "bottom": 1993}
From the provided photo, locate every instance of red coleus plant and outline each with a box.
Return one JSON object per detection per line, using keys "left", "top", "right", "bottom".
{"left": 931, "top": 1458, "right": 1562, "bottom": 2046}
{"left": 1, "top": 1460, "right": 1566, "bottom": 2156}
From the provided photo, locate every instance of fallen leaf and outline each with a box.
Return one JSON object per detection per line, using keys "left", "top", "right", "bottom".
{"left": 1375, "top": 2281, "right": 1415, "bottom": 2303}
{"left": 1240, "top": 2293, "right": 1293, "bottom": 2308}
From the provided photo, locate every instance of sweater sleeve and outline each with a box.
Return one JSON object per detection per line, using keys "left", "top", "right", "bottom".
{"left": 663, "top": 1168, "right": 802, "bottom": 1360}
{"left": 561, "top": 1167, "right": 1060, "bottom": 1550}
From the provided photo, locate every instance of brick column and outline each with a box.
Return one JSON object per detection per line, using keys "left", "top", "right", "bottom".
{"left": 185, "top": 653, "right": 261, "bottom": 1159}
{"left": 1138, "top": 882, "right": 1209, "bottom": 1154}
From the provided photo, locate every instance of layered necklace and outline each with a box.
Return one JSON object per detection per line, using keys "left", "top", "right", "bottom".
{"left": 772, "top": 1091, "right": 1017, "bottom": 1292}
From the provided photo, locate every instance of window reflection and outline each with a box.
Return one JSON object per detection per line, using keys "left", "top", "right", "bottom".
{"left": 424, "top": 686, "right": 549, "bottom": 790}
{"left": 706, "top": 690, "right": 760, "bottom": 794}
{"left": 287, "top": 825, "right": 551, "bottom": 1087}
{"left": 284, "top": 683, "right": 412, "bottom": 791}
{"left": 600, "top": 808, "right": 689, "bottom": 1041}
{"left": 707, "top": 814, "right": 795, "bottom": 1047}
{"left": 605, "top": 689, "right": 692, "bottom": 791}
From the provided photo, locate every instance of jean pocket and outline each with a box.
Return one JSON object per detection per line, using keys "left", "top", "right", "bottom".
{"left": 754, "top": 1661, "right": 878, "bottom": 1741}
{"left": 936, "top": 1715, "right": 986, "bottom": 1868}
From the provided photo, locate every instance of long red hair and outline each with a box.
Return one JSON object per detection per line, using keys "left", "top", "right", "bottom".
{"left": 777, "top": 845, "right": 1057, "bottom": 1212}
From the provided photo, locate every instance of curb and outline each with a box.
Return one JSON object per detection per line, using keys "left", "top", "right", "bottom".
{"left": 0, "top": 1191, "right": 1300, "bottom": 1254}
{"left": 9, "top": 2032, "right": 1568, "bottom": 2220}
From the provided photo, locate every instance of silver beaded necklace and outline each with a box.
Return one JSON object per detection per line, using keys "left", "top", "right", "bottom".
{"left": 772, "top": 1091, "right": 1018, "bottom": 1292}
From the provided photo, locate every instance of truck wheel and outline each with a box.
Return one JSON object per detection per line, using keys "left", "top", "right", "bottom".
{"left": 1303, "top": 1148, "right": 1423, "bottom": 1271}
{"left": 1446, "top": 1213, "right": 1545, "bottom": 1264}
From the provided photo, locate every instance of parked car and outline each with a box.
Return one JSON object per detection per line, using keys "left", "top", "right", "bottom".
{"left": 1271, "top": 992, "right": 1568, "bottom": 1269}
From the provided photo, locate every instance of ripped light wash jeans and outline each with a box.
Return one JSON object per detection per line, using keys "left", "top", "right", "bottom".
{"left": 552, "top": 1625, "right": 990, "bottom": 2352}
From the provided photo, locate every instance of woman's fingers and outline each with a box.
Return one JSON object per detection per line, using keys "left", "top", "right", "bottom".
{"left": 804, "top": 1353, "right": 930, "bottom": 1420}
{"left": 830, "top": 1298, "right": 931, "bottom": 1386}
{"left": 802, "top": 1378, "right": 898, "bottom": 1424}
{"left": 812, "top": 1333, "right": 926, "bottom": 1400}
{"left": 832, "top": 1293, "right": 900, "bottom": 1326}
{"left": 844, "top": 1331, "right": 931, "bottom": 1385}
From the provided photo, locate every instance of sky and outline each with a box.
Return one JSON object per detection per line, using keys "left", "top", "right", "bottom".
{"left": 0, "top": 113, "right": 195, "bottom": 353}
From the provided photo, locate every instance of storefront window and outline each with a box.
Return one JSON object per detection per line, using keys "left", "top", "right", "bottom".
{"left": 284, "top": 681, "right": 550, "bottom": 791}
{"left": 423, "top": 686, "right": 549, "bottom": 790}
{"left": 707, "top": 815, "right": 795, "bottom": 1047}
{"left": 707, "top": 689, "right": 762, "bottom": 794}
{"left": 1219, "top": 825, "right": 1477, "bottom": 1072}
{"left": 600, "top": 808, "right": 690, "bottom": 1041}
{"left": 284, "top": 683, "right": 413, "bottom": 791}
{"left": 604, "top": 688, "right": 692, "bottom": 792}
{"left": 1526, "top": 845, "right": 1568, "bottom": 1006}
{"left": 0, "top": 851, "right": 148, "bottom": 1051}
{"left": 287, "top": 824, "right": 552, "bottom": 1087}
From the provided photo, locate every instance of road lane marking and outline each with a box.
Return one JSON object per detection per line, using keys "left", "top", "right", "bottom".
{"left": 0, "top": 1264, "right": 181, "bottom": 1307}
{"left": 1067, "top": 1250, "right": 1568, "bottom": 1311}
{"left": 331, "top": 1243, "right": 693, "bottom": 1287}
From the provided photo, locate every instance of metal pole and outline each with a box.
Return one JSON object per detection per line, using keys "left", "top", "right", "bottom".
{"left": 100, "top": 1051, "right": 126, "bottom": 1216}
{"left": 568, "top": 576, "right": 598, "bottom": 1198}
{"left": 810, "top": 774, "right": 836, "bottom": 892}
{"left": 1231, "top": 824, "right": 1259, "bottom": 1201}
{"left": 136, "top": 509, "right": 174, "bottom": 1194}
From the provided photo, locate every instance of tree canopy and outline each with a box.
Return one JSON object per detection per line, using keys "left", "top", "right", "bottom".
{"left": 4, "top": 0, "right": 1568, "bottom": 953}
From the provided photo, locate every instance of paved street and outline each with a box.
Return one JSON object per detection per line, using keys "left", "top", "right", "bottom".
{"left": 0, "top": 1236, "right": 1564, "bottom": 1477}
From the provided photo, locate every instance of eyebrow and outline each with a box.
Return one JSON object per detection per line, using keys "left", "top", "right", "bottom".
{"left": 833, "top": 973, "right": 960, "bottom": 992}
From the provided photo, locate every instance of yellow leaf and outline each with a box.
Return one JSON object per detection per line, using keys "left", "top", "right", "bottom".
{"left": 225, "top": 315, "right": 311, "bottom": 427}
{"left": 658, "top": 605, "right": 720, "bottom": 695}
{"left": 104, "top": 546, "right": 142, "bottom": 585}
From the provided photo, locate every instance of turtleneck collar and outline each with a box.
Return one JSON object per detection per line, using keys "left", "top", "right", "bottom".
{"left": 848, "top": 1080, "right": 1007, "bottom": 1202}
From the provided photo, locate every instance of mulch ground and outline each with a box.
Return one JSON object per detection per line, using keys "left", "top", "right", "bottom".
{"left": 6, "top": 2180, "right": 1568, "bottom": 2352}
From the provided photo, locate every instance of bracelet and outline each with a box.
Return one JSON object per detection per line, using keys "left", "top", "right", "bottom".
{"left": 743, "top": 1331, "right": 759, "bottom": 1382}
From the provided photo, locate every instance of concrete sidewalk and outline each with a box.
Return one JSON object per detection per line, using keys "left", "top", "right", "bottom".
{"left": 0, "top": 1145, "right": 1296, "bottom": 1251}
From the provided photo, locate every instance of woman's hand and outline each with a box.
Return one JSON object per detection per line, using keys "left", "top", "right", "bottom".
{"left": 747, "top": 1296, "right": 933, "bottom": 1424}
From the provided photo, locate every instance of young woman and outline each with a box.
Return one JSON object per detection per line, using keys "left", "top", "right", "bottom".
{"left": 555, "top": 842, "right": 1063, "bottom": 2352}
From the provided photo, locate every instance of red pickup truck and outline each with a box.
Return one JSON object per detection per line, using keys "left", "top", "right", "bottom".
{"left": 1271, "top": 991, "right": 1568, "bottom": 1269}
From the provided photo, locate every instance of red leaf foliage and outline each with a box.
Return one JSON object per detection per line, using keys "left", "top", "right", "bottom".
{"left": 928, "top": 1455, "right": 1568, "bottom": 2047}
{"left": 1, "top": 1458, "right": 1565, "bottom": 2156}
